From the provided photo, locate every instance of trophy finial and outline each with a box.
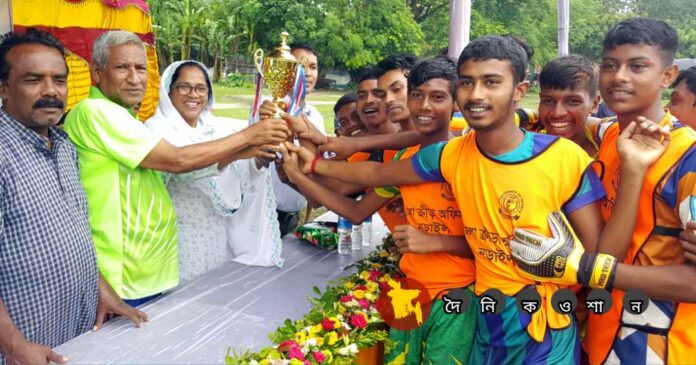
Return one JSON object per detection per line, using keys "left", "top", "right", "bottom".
{"left": 268, "top": 31, "right": 297, "bottom": 62}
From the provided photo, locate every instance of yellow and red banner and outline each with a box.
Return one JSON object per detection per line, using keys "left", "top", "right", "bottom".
{"left": 12, "top": 0, "right": 160, "bottom": 120}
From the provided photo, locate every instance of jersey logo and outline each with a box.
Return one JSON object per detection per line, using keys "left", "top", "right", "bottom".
{"left": 440, "top": 182, "right": 456, "bottom": 202}
{"left": 498, "top": 190, "right": 524, "bottom": 220}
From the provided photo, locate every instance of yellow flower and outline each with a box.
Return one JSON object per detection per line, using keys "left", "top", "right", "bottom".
{"left": 324, "top": 350, "right": 334, "bottom": 364}
{"left": 327, "top": 331, "right": 339, "bottom": 345}
{"left": 352, "top": 289, "right": 366, "bottom": 299}
{"left": 311, "top": 324, "right": 323, "bottom": 334}
{"left": 371, "top": 263, "right": 383, "bottom": 269}
{"left": 259, "top": 359, "right": 270, "bottom": 365}
{"left": 366, "top": 281, "right": 378, "bottom": 293}
{"left": 365, "top": 292, "right": 376, "bottom": 301}
{"left": 294, "top": 331, "right": 307, "bottom": 345}
{"left": 338, "top": 305, "right": 346, "bottom": 314}
{"left": 379, "top": 251, "right": 390, "bottom": 258}
{"left": 343, "top": 282, "right": 355, "bottom": 290}
{"left": 290, "top": 359, "right": 303, "bottom": 365}
{"left": 331, "top": 318, "right": 341, "bottom": 328}
{"left": 359, "top": 271, "right": 370, "bottom": 280}
{"left": 379, "top": 274, "right": 392, "bottom": 283}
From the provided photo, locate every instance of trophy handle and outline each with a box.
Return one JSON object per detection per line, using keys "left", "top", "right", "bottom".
{"left": 253, "top": 48, "right": 264, "bottom": 78}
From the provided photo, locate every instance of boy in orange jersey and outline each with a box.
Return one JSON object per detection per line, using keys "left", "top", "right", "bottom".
{"left": 518, "top": 18, "right": 696, "bottom": 365}
{"left": 538, "top": 54, "right": 602, "bottom": 157}
{"left": 281, "top": 57, "right": 476, "bottom": 364}
{"left": 283, "top": 35, "right": 669, "bottom": 364}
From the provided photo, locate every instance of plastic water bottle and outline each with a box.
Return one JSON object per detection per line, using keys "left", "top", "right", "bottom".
{"left": 351, "top": 221, "right": 362, "bottom": 251}
{"left": 362, "top": 215, "right": 373, "bottom": 246}
{"left": 337, "top": 216, "right": 352, "bottom": 255}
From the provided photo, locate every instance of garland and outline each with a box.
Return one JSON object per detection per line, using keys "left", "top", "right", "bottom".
{"left": 227, "top": 235, "right": 402, "bottom": 365}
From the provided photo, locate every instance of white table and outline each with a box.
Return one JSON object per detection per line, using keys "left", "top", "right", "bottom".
{"left": 55, "top": 213, "right": 387, "bottom": 364}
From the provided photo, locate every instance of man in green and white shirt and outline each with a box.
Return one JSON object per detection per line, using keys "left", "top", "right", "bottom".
{"left": 64, "top": 31, "right": 289, "bottom": 303}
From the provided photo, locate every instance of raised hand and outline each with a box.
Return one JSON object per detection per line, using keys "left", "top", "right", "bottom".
{"left": 285, "top": 143, "right": 316, "bottom": 174}
{"left": 317, "top": 136, "right": 359, "bottom": 160}
{"left": 243, "top": 118, "right": 290, "bottom": 146}
{"left": 237, "top": 144, "right": 278, "bottom": 161}
{"left": 617, "top": 117, "right": 670, "bottom": 172}
{"left": 278, "top": 143, "right": 305, "bottom": 180}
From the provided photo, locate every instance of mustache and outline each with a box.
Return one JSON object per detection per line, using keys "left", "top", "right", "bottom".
{"left": 33, "top": 98, "right": 65, "bottom": 110}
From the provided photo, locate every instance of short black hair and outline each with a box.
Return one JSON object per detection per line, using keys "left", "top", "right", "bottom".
{"left": 539, "top": 54, "right": 598, "bottom": 98}
{"left": 457, "top": 35, "right": 530, "bottom": 84}
{"left": 334, "top": 92, "right": 358, "bottom": 114}
{"left": 0, "top": 28, "right": 66, "bottom": 81}
{"left": 290, "top": 42, "right": 318, "bottom": 58}
{"left": 170, "top": 61, "right": 213, "bottom": 101}
{"left": 375, "top": 54, "right": 419, "bottom": 78}
{"left": 408, "top": 56, "right": 458, "bottom": 98}
{"left": 603, "top": 17, "right": 678, "bottom": 67}
{"left": 673, "top": 66, "right": 696, "bottom": 103}
{"left": 358, "top": 68, "right": 380, "bottom": 84}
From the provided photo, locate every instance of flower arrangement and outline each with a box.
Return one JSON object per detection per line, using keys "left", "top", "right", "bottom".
{"left": 227, "top": 235, "right": 402, "bottom": 365}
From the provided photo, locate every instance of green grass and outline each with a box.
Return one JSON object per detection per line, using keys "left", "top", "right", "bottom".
{"left": 212, "top": 84, "right": 343, "bottom": 133}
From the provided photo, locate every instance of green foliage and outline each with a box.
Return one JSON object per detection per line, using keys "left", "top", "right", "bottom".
{"left": 220, "top": 72, "right": 252, "bottom": 87}
{"left": 151, "top": 0, "right": 696, "bottom": 84}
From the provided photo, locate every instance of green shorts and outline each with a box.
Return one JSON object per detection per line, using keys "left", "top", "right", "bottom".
{"left": 384, "top": 287, "right": 477, "bottom": 365}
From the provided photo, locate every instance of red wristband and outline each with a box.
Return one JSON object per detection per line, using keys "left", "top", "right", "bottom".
{"left": 311, "top": 155, "right": 321, "bottom": 174}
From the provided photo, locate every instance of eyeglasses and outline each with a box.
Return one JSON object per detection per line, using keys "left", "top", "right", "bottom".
{"left": 172, "top": 83, "right": 209, "bottom": 96}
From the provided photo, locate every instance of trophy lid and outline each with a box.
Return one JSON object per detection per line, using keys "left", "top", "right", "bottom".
{"left": 267, "top": 31, "right": 297, "bottom": 62}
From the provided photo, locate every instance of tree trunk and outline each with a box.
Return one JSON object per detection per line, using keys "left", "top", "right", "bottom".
{"left": 212, "top": 55, "right": 220, "bottom": 82}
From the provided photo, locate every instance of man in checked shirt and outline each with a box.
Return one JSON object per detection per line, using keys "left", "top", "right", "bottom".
{"left": 0, "top": 29, "right": 145, "bottom": 365}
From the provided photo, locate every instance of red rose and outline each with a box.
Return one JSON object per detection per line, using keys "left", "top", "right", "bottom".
{"left": 350, "top": 313, "right": 368, "bottom": 329}
{"left": 358, "top": 299, "right": 370, "bottom": 310}
{"left": 312, "top": 351, "right": 326, "bottom": 363}
{"left": 339, "top": 294, "right": 353, "bottom": 303}
{"left": 321, "top": 317, "right": 334, "bottom": 331}
{"left": 369, "top": 269, "right": 382, "bottom": 281}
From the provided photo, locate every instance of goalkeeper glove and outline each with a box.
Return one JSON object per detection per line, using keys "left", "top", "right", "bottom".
{"left": 509, "top": 211, "right": 618, "bottom": 290}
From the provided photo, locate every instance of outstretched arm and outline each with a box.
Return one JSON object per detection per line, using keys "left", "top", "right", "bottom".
{"left": 317, "top": 131, "right": 422, "bottom": 160}
{"left": 141, "top": 119, "right": 288, "bottom": 173}
{"left": 287, "top": 143, "right": 426, "bottom": 187}
{"left": 281, "top": 144, "right": 390, "bottom": 224}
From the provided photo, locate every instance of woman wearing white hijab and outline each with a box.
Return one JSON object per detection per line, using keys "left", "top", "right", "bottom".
{"left": 146, "top": 61, "right": 283, "bottom": 283}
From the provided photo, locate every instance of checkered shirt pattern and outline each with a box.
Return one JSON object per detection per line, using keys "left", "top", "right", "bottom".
{"left": 0, "top": 109, "right": 98, "bottom": 363}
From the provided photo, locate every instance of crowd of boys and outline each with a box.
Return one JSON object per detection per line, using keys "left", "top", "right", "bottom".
{"left": 3, "top": 14, "right": 696, "bottom": 365}
{"left": 274, "top": 17, "right": 696, "bottom": 365}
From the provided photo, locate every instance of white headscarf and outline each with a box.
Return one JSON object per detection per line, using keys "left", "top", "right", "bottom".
{"left": 145, "top": 61, "right": 283, "bottom": 268}
{"left": 147, "top": 60, "right": 234, "bottom": 147}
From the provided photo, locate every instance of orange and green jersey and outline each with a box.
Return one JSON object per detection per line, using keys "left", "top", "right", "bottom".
{"left": 411, "top": 130, "right": 605, "bottom": 346}
{"left": 375, "top": 145, "right": 476, "bottom": 300}
{"left": 347, "top": 152, "right": 370, "bottom": 163}
{"left": 585, "top": 113, "right": 696, "bottom": 364}
{"left": 368, "top": 149, "right": 406, "bottom": 232}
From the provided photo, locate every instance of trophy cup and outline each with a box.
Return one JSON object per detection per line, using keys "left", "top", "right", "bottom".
{"left": 254, "top": 31, "right": 301, "bottom": 118}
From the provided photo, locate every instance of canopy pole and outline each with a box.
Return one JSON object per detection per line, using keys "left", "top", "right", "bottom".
{"left": 448, "top": 0, "right": 471, "bottom": 61}
{"left": 557, "top": 0, "right": 569, "bottom": 56}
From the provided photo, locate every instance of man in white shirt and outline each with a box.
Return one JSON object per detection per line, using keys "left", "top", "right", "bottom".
{"left": 271, "top": 43, "right": 324, "bottom": 235}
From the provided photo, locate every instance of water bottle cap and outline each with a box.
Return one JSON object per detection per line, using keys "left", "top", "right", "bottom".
{"left": 338, "top": 217, "right": 353, "bottom": 229}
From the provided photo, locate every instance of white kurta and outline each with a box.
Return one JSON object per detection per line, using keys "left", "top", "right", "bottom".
{"left": 146, "top": 61, "right": 283, "bottom": 283}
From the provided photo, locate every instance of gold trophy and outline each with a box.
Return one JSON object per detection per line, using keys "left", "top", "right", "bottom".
{"left": 254, "top": 31, "right": 301, "bottom": 118}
